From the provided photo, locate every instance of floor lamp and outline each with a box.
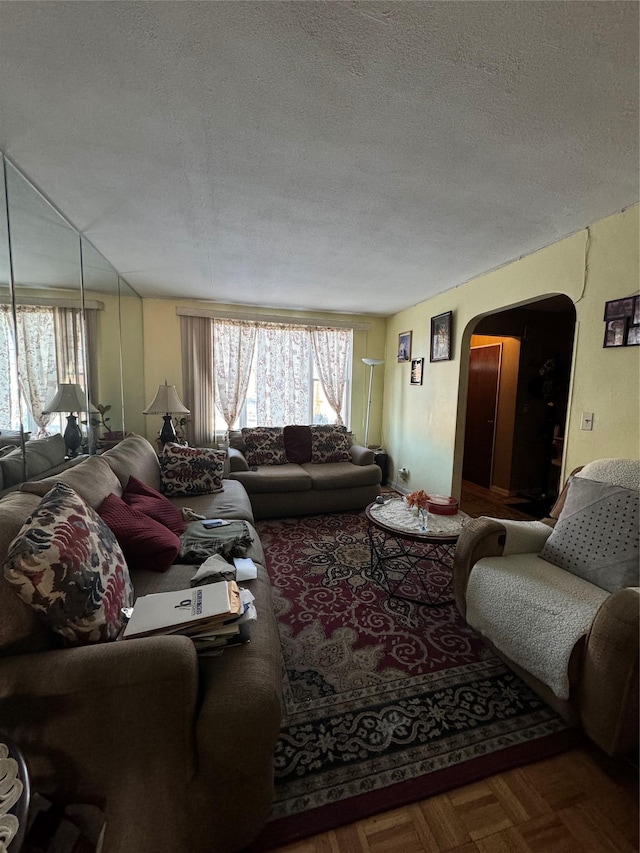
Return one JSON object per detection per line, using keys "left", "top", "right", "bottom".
{"left": 362, "top": 358, "right": 384, "bottom": 448}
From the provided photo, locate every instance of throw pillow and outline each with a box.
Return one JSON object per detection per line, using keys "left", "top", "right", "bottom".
{"left": 539, "top": 475, "right": 639, "bottom": 593}
{"left": 283, "top": 425, "right": 312, "bottom": 464}
{"left": 98, "top": 493, "right": 181, "bottom": 573}
{"left": 160, "top": 443, "right": 225, "bottom": 497}
{"left": 3, "top": 483, "right": 133, "bottom": 644}
{"left": 309, "top": 424, "right": 352, "bottom": 463}
{"left": 122, "top": 476, "right": 186, "bottom": 535}
{"left": 241, "top": 427, "right": 286, "bottom": 467}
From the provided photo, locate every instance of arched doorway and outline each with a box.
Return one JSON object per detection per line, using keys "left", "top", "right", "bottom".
{"left": 461, "top": 295, "right": 576, "bottom": 516}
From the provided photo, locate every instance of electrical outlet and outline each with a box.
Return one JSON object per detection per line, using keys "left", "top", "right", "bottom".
{"left": 398, "top": 467, "right": 409, "bottom": 479}
{"left": 581, "top": 412, "right": 594, "bottom": 431}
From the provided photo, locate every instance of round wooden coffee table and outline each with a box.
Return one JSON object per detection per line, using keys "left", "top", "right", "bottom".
{"left": 365, "top": 497, "right": 469, "bottom": 606}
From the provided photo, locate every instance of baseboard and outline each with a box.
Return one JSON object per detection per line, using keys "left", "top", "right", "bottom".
{"left": 490, "top": 485, "right": 511, "bottom": 497}
{"left": 389, "top": 480, "right": 409, "bottom": 495}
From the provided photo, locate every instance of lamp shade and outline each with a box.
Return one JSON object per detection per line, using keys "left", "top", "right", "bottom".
{"left": 44, "top": 383, "right": 88, "bottom": 414}
{"left": 362, "top": 358, "right": 385, "bottom": 366}
{"left": 143, "top": 382, "right": 190, "bottom": 415}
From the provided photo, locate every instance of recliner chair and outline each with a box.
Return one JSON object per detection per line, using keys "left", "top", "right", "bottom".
{"left": 453, "top": 458, "right": 639, "bottom": 756}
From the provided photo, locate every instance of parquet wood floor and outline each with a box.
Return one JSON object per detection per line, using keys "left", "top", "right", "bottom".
{"left": 271, "top": 482, "right": 638, "bottom": 852}
{"left": 271, "top": 746, "right": 638, "bottom": 852}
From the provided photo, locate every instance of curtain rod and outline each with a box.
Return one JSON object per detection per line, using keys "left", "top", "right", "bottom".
{"left": 176, "top": 305, "right": 370, "bottom": 331}
{"left": 0, "top": 296, "right": 104, "bottom": 310}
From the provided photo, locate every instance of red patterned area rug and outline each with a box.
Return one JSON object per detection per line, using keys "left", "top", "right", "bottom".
{"left": 249, "top": 510, "right": 580, "bottom": 849}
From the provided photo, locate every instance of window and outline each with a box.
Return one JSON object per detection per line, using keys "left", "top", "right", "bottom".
{"left": 212, "top": 321, "right": 352, "bottom": 431}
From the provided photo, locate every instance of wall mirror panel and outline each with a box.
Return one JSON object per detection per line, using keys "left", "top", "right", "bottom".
{"left": 0, "top": 153, "right": 144, "bottom": 491}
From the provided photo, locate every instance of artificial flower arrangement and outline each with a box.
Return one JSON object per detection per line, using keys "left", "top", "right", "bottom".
{"left": 405, "top": 489, "right": 428, "bottom": 509}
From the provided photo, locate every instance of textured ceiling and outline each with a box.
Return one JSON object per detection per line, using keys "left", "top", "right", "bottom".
{"left": 0, "top": 1, "right": 638, "bottom": 316}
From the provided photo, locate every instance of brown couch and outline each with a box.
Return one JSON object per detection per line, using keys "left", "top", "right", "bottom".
{"left": 227, "top": 427, "right": 382, "bottom": 519}
{"left": 0, "top": 434, "right": 282, "bottom": 853}
{"left": 453, "top": 459, "right": 639, "bottom": 757}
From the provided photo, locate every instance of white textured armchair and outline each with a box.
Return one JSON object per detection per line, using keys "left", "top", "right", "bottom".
{"left": 453, "top": 459, "right": 639, "bottom": 757}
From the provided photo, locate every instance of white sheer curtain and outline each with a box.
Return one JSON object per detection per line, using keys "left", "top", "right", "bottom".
{"left": 256, "top": 324, "right": 310, "bottom": 425}
{"left": 0, "top": 307, "right": 20, "bottom": 428}
{"left": 311, "top": 327, "right": 351, "bottom": 424}
{"left": 213, "top": 319, "right": 257, "bottom": 431}
{"left": 15, "top": 307, "right": 57, "bottom": 436}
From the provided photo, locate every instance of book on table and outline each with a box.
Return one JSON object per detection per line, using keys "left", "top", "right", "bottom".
{"left": 122, "top": 580, "right": 242, "bottom": 640}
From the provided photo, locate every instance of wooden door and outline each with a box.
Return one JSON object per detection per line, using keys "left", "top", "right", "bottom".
{"left": 463, "top": 344, "right": 501, "bottom": 488}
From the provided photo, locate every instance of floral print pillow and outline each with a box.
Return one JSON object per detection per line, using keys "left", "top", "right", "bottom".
{"left": 310, "top": 425, "right": 352, "bottom": 463}
{"left": 3, "top": 483, "right": 133, "bottom": 645}
{"left": 241, "top": 427, "right": 286, "bottom": 467}
{"left": 160, "top": 443, "right": 225, "bottom": 496}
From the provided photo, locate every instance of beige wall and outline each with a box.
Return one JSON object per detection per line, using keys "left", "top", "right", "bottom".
{"left": 383, "top": 205, "right": 639, "bottom": 497}
{"left": 141, "top": 299, "right": 386, "bottom": 446}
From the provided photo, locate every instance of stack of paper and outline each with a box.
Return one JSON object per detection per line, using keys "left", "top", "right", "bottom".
{"left": 122, "top": 581, "right": 241, "bottom": 639}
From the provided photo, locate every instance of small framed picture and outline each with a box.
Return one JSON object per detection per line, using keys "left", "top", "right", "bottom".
{"left": 430, "top": 311, "right": 452, "bottom": 362}
{"left": 410, "top": 358, "right": 423, "bottom": 385}
{"left": 625, "top": 324, "right": 640, "bottom": 346}
{"left": 397, "top": 331, "right": 412, "bottom": 362}
{"left": 633, "top": 295, "right": 640, "bottom": 325}
{"left": 604, "top": 297, "right": 636, "bottom": 321}
{"left": 603, "top": 317, "right": 627, "bottom": 348}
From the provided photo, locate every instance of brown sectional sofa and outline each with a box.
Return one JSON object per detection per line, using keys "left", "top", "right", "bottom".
{"left": 0, "top": 434, "right": 282, "bottom": 853}
{"left": 0, "top": 433, "right": 84, "bottom": 496}
{"left": 227, "top": 426, "right": 382, "bottom": 519}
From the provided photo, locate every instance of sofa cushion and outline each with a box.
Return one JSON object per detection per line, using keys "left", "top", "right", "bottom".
{"left": 3, "top": 483, "right": 134, "bottom": 644}
{"left": 539, "top": 476, "right": 639, "bottom": 593}
{"left": 310, "top": 425, "right": 351, "bottom": 463}
{"left": 20, "top": 454, "right": 122, "bottom": 510}
{"left": 0, "top": 430, "right": 30, "bottom": 446}
{"left": 169, "top": 479, "right": 255, "bottom": 524}
{"left": 230, "top": 464, "right": 312, "bottom": 494}
{"left": 122, "top": 476, "right": 186, "bottom": 536}
{"left": 283, "top": 425, "right": 312, "bottom": 464}
{"left": 160, "top": 443, "right": 225, "bottom": 497}
{"left": 241, "top": 427, "right": 286, "bottom": 467}
{"left": 98, "top": 492, "right": 181, "bottom": 573}
{"left": 302, "top": 461, "right": 381, "bottom": 491}
{"left": 27, "top": 434, "right": 67, "bottom": 468}
{"left": 102, "top": 433, "right": 162, "bottom": 491}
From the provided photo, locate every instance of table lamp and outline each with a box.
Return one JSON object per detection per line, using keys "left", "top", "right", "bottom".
{"left": 44, "top": 383, "right": 88, "bottom": 457}
{"left": 143, "top": 381, "right": 190, "bottom": 445}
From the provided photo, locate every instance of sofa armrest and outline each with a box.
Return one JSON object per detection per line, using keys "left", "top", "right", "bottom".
{"left": 0, "top": 635, "right": 199, "bottom": 853}
{"left": 580, "top": 587, "right": 639, "bottom": 756}
{"left": 350, "top": 444, "right": 374, "bottom": 465}
{"left": 227, "top": 446, "right": 249, "bottom": 472}
{"left": 453, "top": 518, "right": 553, "bottom": 618}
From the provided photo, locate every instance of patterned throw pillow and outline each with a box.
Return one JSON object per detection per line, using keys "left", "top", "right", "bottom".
{"left": 3, "top": 483, "right": 133, "bottom": 645}
{"left": 241, "top": 427, "right": 286, "bottom": 467}
{"left": 310, "top": 425, "right": 352, "bottom": 463}
{"left": 160, "top": 443, "right": 225, "bottom": 496}
{"left": 122, "top": 475, "right": 186, "bottom": 535}
{"left": 540, "top": 476, "right": 639, "bottom": 593}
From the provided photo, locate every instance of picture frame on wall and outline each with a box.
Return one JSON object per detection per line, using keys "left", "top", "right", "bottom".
{"left": 603, "top": 317, "right": 627, "bottom": 348}
{"left": 397, "top": 331, "right": 412, "bottom": 362}
{"left": 430, "top": 311, "right": 452, "bottom": 362}
{"left": 626, "top": 324, "right": 640, "bottom": 346}
{"left": 410, "top": 358, "right": 423, "bottom": 385}
{"left": 604, "top": 296, "right": 636, "bottom": 321}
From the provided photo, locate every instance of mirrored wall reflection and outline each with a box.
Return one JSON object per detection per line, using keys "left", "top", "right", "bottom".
{"left": 0, "top": 153, "right": 144, "bottom": 491}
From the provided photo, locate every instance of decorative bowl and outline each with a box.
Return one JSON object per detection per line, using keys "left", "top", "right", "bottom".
{"left": 426, "top": 495, "right": 459, "bottom": 515}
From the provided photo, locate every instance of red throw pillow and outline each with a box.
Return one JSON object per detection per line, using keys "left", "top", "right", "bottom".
{"left": 122, "top": 476, "right": 186, "bottom": 536}
{"left": 98, "top": 493, "right": 181, "bottom": 573}
{"left": 283, "top": 425, "right": 312, "bottom": 463}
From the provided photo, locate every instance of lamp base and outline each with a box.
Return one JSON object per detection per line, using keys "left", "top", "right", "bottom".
{"left": 64, "top": 414, "right": 83, "bottom": 458}
{"left": 159, "top": 414, "right": 178, "bottom": 446}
